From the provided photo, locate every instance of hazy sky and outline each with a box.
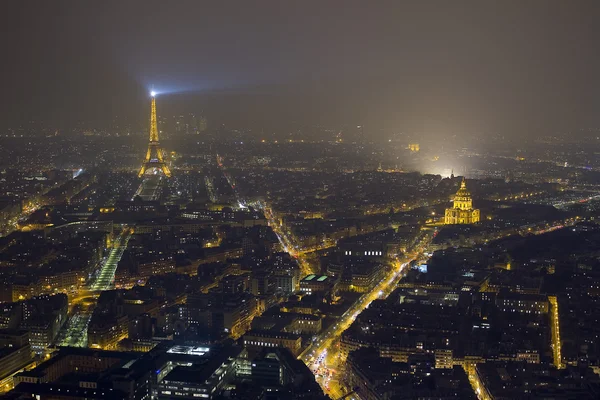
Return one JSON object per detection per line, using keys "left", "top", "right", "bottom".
{"left": 2, "top": 1, "right": 599, "bottom": 137}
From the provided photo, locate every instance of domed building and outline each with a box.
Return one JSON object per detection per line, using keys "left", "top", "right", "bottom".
{"left": 444, "top": 178, "right": 480, "bottom": 224}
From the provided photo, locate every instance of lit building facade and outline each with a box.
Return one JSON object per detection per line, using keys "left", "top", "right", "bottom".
{"left": 299, "top": 275, "right": 332, "bottom": 294}
{"left": 243, "top": 331, "right": 302, "bottom": 357}
{"left": 444, "top": 179, "right": 480, "bottom": 225}
{"left": 88, "top": 315, "right": 129, "bottom": 350}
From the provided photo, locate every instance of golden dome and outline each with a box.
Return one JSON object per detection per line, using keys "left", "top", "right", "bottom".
{"left": 454, "top": 178, "right": 471, "bottom": 198}
{"left": 445, "top": 178, "right": 480, "bottom": 225}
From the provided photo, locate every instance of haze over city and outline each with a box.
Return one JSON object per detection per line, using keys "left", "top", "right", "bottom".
{"left": 1, "top": 2, "right": 600, "bottom": 400}
{"left": 2, "top": 1, "right": 600, "bottom": 138}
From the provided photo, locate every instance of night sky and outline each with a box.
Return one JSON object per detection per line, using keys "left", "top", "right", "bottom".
{"left": 2, "top": 1, "right": 599, "bottom": 137}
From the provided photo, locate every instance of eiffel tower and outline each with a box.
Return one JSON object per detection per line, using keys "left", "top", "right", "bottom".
{"left": 138, "top": 92, "right": 171, "bottom": 178}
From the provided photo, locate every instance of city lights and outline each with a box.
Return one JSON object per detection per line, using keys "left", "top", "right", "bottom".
{"left": 1, "top": 3, "right": 598, "bottom": 399}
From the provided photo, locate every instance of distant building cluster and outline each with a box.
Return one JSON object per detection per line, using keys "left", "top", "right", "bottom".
{"left": 4, "top": 95, "right": 600, "bottom": 399}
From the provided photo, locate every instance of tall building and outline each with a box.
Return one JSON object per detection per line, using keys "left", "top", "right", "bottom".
{"left": 444, "top": 178, "right": 480, "bottom": 225}
{"left": 138, "top": 92, "right": 171, "bottom": 178}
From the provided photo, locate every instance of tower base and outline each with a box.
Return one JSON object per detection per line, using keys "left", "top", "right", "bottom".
{"left": 138, "top": 162, "right": 171, "bottom": 178}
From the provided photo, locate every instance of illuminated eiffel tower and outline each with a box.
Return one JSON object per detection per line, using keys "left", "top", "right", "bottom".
{"left": 138, "top": 92, "right": 171, "bottom": 178}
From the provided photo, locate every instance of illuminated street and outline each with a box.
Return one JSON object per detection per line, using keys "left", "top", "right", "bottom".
{"left": 548, "top": 296, "right": 563, "bottom": 369}
{"left": 300, "top": 220, "right": 567, "bottom": 399}
{"left": 56, "top": 228, "right": 131, "bottom": 348}
{"left": 55, "top": 313, "right": 93, "bottom": 348}
{"left": 90, "top": 229, "right": 132, "bottom": 291}
{"left": 261, "top": 204, "right": 317, "bottom": 276}
{"left": 300, "top": 231, "right": 434, "bottom": 398}
{"left": 219, "top": 159, "right": 318, "bottom": 277}
{"left": 302, "top": 256, "right": 414, "bottom": 398}
{"left": 0, "top": 199, "right": 41, "bottom": 237}
{"left": 0, "top": 359, "right": 37, "bottom": 394}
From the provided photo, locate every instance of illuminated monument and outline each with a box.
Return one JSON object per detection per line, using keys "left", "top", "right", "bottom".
{"left": 444, "top": 178, "right": 480, "bottom": 224}
{"left": 138, "top": 92, "right": 171, "bottom": 178}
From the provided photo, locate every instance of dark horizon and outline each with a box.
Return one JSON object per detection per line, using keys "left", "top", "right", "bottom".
{"left": 2, "top": 1, "right": 600, "bottom": 138}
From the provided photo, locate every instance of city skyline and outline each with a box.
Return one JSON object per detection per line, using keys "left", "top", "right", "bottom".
{"left": 2, "top": 3, "right": 600, "bottom": 400}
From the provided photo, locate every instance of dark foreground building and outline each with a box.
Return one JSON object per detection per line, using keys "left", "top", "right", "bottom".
{"left": 4, "top": 342, "right": 326, "bottom": 400}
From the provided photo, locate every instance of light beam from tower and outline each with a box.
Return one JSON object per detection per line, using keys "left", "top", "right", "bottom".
{"left": 138, "top": 92, "right": 171, "bottom": 178}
